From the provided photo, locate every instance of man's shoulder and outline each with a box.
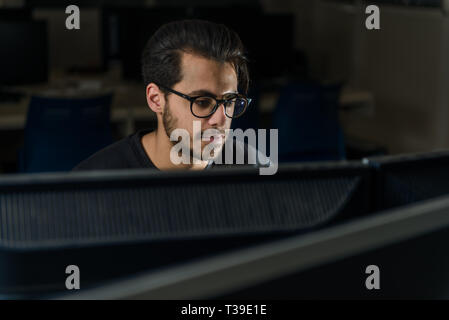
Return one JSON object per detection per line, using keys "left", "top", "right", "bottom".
{"left": 72, "top": 131, "right": 150, "bottom": 171}
{"left": 72, "top": 138, "right": 133, "bottom": 171}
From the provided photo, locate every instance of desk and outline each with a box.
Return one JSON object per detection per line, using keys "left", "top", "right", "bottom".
{"left": 0, "top": 82, "right": 156, "bottom": 136}
{"left": 258, "top": 86, "right": 374, "bottom": 115}
{"left": 0, "top": 82, "right": 374, "bottom": 137}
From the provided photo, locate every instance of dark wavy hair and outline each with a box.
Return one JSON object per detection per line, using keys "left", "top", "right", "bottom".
{"left": 141, "top": 19, "right": 249, "bottom": 94}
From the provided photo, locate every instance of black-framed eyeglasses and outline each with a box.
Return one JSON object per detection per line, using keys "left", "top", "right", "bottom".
{"left": 156, "top": 83, "right": 251, "bottom": 119}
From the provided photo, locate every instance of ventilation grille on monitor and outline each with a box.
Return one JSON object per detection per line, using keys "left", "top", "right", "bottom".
{"left": 0, "top": 177, "right": 361, "bottom": 248}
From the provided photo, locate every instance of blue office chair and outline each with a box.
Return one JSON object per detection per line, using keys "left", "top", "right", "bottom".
{"left": 19, "top": 94, "right": 113, "bottom": 173}
{"left": 273, "top": 82, "right": 346, "bottom": 163}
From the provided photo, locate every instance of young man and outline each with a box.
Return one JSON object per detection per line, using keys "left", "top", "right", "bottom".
{"left": 74, "top": 19, "right": 262, "bottom": 172}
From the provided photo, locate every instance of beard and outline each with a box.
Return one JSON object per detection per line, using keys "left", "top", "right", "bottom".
{"left": 162, "top": 101, "right": 178, "bottom": 143}
{"left": 162, "top": 102, "right": 226, "bottom": 163}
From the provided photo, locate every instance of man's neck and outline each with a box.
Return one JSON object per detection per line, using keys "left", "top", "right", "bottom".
{"left": 141, "top": 128, "right": 209, "bottom": 171}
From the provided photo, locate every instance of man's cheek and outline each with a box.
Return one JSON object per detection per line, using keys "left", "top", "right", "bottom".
{"left": 226, "top": 118, "right": 232, "bottom": 129}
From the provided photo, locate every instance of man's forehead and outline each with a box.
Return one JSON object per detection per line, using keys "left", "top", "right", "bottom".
{"left": 179, "top": 52, "right": 238, "bottom": 93}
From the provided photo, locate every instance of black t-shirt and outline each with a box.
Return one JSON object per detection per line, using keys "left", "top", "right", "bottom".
{"left": 73, "top": 129, "right": 261, "bottom": 171}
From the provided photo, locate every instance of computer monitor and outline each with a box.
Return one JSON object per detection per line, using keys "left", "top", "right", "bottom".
{"left": 0, "top": 20, "right": 48, "bottom": 85}
{"left": 0, "top": 162, "right": 372, "bottom": 298}
{"left": 32, "top": 7, "right": 103, "bottom": 73}
{"left": 101, "top": 6, "right": 188, "bottom": 78}
{"left": 191, "top": 7, "right": 295, "bottom": 80}
{"left": 367, "top": 150, "right": 449, "bottom": 211}
{"left": 101, "top": 6, "right": 295, "bottom": 81}
{"left": 0, "top": 8, "right": 31, "bottom": 21}
{"left": 61, "top": 193, "right": 449, "bottom": 299}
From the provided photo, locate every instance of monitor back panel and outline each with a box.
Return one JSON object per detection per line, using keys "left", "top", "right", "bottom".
{"left": 369, "top": 151, "right": 449, "bottom": 211}
{"left": 0, "top": 163, "right": 372, "bottom": 296}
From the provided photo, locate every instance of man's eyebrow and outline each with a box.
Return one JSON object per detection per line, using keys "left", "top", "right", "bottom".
{"left": 188, "top": 89, "right": 239, "bottom": 97}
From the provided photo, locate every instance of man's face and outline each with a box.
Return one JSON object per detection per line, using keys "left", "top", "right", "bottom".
{"left": 162, "top": 52, "right": 238, "bottom": 160}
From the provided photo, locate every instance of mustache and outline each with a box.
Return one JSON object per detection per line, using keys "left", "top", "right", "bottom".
{"left": 194, "top": 129, "right": 227, "bottom": 140}
{"left": 202, "top": 129, "right": 226, "bottom": 136}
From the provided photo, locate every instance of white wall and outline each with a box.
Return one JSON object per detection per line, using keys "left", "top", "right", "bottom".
{"left": 264, "top": 0, "right": 449, "bottom": 154}
{"left": 347, "top": 4, "right": 449, "bottom": 154}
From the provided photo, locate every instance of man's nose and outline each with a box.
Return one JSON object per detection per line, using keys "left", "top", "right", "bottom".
{"left": 208, "top": 103, "right": 227, "bottom": 127}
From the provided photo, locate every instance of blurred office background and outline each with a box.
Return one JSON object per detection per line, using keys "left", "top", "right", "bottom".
{"left": 0, "top": 0, "right": 448, "bottom": 172}
{"left": 4, "top": 0, "right": 449, "bottom": 299}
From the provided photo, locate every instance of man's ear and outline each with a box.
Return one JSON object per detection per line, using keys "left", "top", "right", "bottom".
{"left": 146, "top": 83, "right": 165, "bottom": 113}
